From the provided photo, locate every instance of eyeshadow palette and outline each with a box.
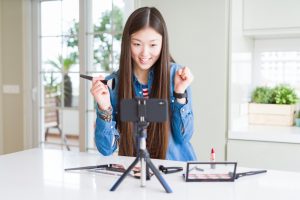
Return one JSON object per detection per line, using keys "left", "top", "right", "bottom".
{"left": 184, "top": 162, "right": 237, "bottom": 182}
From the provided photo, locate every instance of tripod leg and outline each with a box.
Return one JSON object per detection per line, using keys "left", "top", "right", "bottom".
{"left": 140, "top": 156, "right": 146, "bottom": 186}
{"left": 110, "top": 156, "right": 140, "bottom": 191}
{"left": 145, "top": 157, "right": 173, "bottom": 193}
{"left": 146, "top": 163, "right": 151, "bottom": 180}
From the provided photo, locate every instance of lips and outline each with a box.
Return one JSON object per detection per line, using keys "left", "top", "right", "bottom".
{"left": 139, "top": 58, "right": 151, "bottom": 64}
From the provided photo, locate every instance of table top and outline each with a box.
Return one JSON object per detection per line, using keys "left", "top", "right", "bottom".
{"left": 0, "top": 148, "right": 299, "bottom": 200}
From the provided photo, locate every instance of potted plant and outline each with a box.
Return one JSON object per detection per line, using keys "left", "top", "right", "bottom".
{"left": 46, "top": 54, "right": 76, "bottom": 107}
{"left": 249, "top": 84, "right": 299, "bottom": 126}
{"left": 296, "top": 111, "right": 300, "bottom": 127}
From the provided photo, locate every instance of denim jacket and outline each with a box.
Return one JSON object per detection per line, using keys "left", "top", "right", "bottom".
{"left": 94, "top": 63, "right": 197, "bottom": 161}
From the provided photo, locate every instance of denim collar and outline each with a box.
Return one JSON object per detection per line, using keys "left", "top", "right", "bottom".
{"left": 132, "top": 68, "right": 154, "bottom": 94}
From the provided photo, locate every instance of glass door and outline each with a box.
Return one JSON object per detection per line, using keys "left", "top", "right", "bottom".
{"left": 39, "top": 0, "right": 129, "bottom": 152}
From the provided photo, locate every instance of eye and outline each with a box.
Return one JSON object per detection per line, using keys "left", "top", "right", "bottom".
{"left": 132, "top": 42, "right": 141, "bottom": 46}
{"left": 151, "top": 44, "right": 157, "bottom": 47}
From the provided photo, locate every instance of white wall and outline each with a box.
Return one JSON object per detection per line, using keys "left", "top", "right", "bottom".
{"left": 229, "top": 0, "right": 254, "bottom": 130}
{"left": 22, "top": 0, "right": 35, "bottom": 150}
{"left": 139, "top": 0, "right": 230, "bottom": 161}
{"left": 228, "top": 140, "right": 300, "bottom": 171}
{"left": 0, "top": 0, "right": 4, "bottom": 154}
{"left": 1, "top": 0, "right": 24, "bottom": 154}
{"left": 0, "top": 0, "right": 35, "bottom": 155}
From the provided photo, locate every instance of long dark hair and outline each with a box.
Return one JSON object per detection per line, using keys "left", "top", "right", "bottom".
{"left": 118, "top": 7, "right": 171, "bottom": 159}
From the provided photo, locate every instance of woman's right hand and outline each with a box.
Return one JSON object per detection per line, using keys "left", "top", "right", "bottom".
{"left": 90, "top": 75, "right": 112, "bottom": 110}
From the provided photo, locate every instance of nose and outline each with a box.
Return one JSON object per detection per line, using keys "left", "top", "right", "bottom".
{"left": 141, "top": 46, "right": 150, "bottom": 56}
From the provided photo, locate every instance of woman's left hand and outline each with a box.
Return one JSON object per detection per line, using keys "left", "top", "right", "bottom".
{"left": 174, "top": 66, "right": 194, "bottom": 93}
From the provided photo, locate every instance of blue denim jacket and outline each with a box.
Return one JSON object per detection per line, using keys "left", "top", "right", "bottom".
{"left": 95, "top": 63, "right": 197, "bottom": 161}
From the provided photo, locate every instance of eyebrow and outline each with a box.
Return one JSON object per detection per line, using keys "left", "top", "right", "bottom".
{"left": 131, "top": 38, "right": 160, "bottom": 42}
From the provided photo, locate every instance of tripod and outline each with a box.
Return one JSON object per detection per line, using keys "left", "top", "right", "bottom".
{"left": 110, "top": 98, "right": 172, "bottom": 193}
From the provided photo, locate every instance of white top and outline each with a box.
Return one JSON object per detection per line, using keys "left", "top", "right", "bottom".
{"left": 0, "top": 148, "right": 300, "bottom": 200}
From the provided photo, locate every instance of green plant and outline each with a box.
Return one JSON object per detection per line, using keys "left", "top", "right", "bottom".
{"left": 46, "top": 54, "right": 76, "bottom": 107}
{"left": 251, "top": 86, "right": 274, "bottom": 104}
{"left": 65, "top": 6, "right": 123, "bottom": 71}
{"left": 44, "top": 6, "right": 123, "bottom": 107}
{"left": 251, "top": 85, "right": 299, "bottom": 105}
{"left": 272, "top": 84, "right": 298, "bottom": 104}
{"left": 43, "top": 72, "right": 59, "bottom": 95}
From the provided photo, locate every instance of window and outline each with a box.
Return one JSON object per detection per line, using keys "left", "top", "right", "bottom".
{"left": 39, "top": 0, "right": 130, "bottom": 151}
{"left": 85, "top": 0, "right": 126, "bottom": 151}
{"left": 40, "top": 0, "right": 80, "bottom": 151}
{"left": 254, "top": 39, "right": 300, "bottom": 97}
{"left": 229, "top": 38, "right": 300, "bottom": 142}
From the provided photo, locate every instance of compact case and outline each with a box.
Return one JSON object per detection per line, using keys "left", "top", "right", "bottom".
{"left": 184, "top": 162, "right": 237, "bottom": 182}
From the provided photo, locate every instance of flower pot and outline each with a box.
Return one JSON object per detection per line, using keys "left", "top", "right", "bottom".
{"left": 248, "top": 103, "right": 296, "bottom": 126}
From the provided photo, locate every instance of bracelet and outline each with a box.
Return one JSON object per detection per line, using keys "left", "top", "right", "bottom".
{"left": 98, "top": 106, "right": 113, "bottom": 122}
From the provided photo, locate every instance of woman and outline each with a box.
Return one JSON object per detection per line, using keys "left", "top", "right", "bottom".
{"left": 91, "top": 7, "right": 196, "bottom": 161}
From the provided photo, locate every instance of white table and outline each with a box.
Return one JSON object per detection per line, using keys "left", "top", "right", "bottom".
{"left": 0, "top": 148, "right": 299, "bottom": 200}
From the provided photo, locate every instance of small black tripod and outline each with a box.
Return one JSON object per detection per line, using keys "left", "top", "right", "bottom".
{"left": 110, "top": 98, "right": 172, "bottom": 193}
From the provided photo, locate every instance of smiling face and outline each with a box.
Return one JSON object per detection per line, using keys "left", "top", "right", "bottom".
{"left": 130, "top": 27, "right": 163, "bottom": 73}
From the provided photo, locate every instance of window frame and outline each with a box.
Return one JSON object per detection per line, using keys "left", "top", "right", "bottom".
{"left": 31, "top": 0, "right": 133, "bottom": 151}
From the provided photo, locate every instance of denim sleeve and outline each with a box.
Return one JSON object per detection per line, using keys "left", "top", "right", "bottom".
{"left": 94, "top": 105, "right": 120, "bottom": 156}
{"left": 170, "top": 86, "right": 194, "bottom": 144}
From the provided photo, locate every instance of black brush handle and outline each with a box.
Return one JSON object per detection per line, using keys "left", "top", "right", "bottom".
{"left": 236, "top": 170, "right": 267, "bottom": 179}
{"left": 80, "top": 74, "right": 115, "bottom": 89}
{"left": 80, "top": 74, "right": 108, "bottom": 84}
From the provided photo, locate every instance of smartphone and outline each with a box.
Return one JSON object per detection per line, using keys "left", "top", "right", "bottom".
{"left": 120, "top": 98, "right": 168, "bottom": 122}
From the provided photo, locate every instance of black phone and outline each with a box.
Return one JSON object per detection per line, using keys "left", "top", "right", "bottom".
{"left": 120, "top": 98, "right": 168, "bottom": 122}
